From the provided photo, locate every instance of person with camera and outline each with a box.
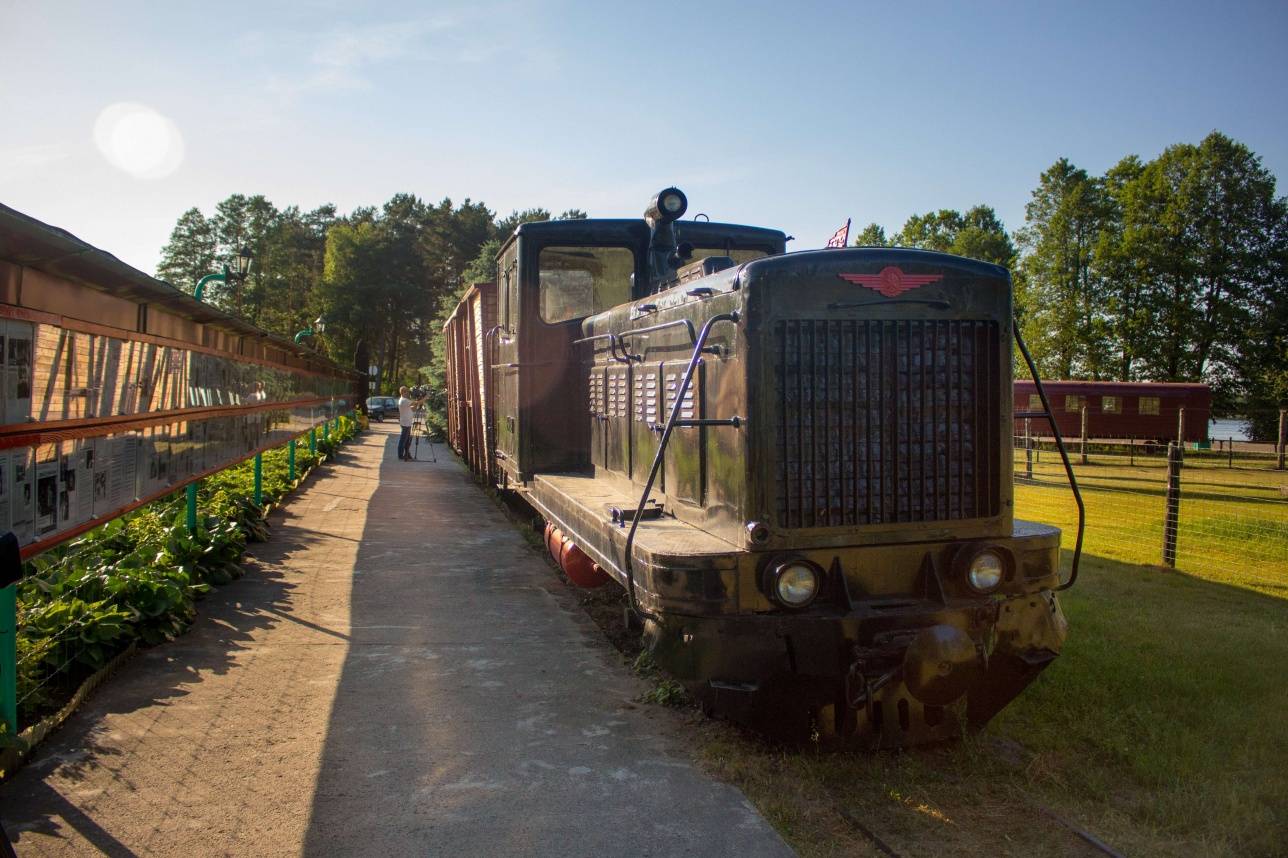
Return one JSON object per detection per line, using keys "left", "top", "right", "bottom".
{"left": 396, "top": 385, "right": 426, "bottom": 461}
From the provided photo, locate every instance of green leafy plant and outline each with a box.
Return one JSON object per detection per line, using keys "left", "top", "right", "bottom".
{"left": 11, "top": 418, "right": 359, "bottom": 731}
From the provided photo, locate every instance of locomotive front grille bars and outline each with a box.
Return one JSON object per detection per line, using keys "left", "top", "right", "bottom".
{"left": 772, "top": 319, "right": 1002, "bottom": 528}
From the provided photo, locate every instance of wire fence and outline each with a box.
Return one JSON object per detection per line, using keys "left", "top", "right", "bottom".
{"left": 1012, "top": 435, "right": 1288, "bottom": 594}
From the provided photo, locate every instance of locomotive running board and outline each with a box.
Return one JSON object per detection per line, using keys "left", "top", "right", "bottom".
{"left": 1012, "top": 323, "right": 1085, "bottom": 591}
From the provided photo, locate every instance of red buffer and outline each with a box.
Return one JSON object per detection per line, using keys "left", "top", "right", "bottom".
{"left": 558, "top": 540, "right": 610, "bottom": 588}
{"left": 546, "top": 526, "right": 565, "bottom": 563}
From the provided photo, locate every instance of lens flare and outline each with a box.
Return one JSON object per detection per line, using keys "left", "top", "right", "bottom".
{"left": 93, "top": 103, "right": 184, "bottom": 179}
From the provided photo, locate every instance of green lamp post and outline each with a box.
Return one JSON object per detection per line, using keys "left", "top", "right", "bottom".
{"left": 188, "top": 246, "right": 253, "bottom": 533}
{"left": 193, "top": 246, "right": 254, "bottom": 303}
{"left": 294, "top": 315, "right": 326, "bottom": 345}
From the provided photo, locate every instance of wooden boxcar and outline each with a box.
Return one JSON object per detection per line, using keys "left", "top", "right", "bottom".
{"left": 1014, "top": 380, "right": 1211, "bottom": 442}
{"left": 442, "top": 282, "right": 497, "bottom": 478}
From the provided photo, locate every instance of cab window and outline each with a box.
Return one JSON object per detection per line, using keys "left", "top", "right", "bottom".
{"left": 539, "top": 246, "right": 635, "bottom": 324}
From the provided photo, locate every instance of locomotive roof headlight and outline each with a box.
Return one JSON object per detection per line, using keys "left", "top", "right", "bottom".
{"left": 763, "top": 557, "right": 822, "bottom": 610}
{"left": 966, "top": 549, "right": 1006, "bottom": 594}
{"left": 645, "top": 187, "right": 688, "bottom": 224}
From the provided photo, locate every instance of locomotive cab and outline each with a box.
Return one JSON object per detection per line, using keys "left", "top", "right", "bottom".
{"left": 472, "top": 189, "right": 1075, "bottom": 746}
{"left": 489, "top": 199, "right": 785, "bottom": 484}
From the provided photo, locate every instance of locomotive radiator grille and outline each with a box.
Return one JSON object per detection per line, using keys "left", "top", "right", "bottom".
{"left": 772, "top": 319, "right": 1001, "bottom": 528}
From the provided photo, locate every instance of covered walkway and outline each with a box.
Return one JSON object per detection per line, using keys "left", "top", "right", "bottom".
{"left": 0, "top": 423, "right": 792, "bottom": 857}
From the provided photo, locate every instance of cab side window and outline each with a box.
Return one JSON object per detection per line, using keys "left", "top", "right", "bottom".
{"left": 538, "top": 246, "right": 635, "bottom": 324}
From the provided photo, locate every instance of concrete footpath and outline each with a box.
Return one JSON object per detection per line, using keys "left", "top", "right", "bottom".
{"left": 0, "top": 423, "right": 794, "bottom": 857}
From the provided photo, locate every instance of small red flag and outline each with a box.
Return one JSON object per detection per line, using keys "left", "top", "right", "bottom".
{"left": 826, "top": 218, "right": 851, "bottom": 249}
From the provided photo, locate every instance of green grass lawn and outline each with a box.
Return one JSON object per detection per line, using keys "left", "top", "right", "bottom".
{"left": 1014, "top": 453, "right": 1286, "bottom": 596}
{"left": 698, "top": 457, "right": 1288, "bottom": 857}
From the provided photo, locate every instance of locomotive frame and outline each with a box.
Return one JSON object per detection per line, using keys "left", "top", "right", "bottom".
{"left": 444, "top": 189, "right": 1083, "bottom": 745}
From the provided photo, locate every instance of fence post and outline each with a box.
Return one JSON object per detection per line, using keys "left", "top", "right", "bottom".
{"left": 1161, "top": 442, "right": 1183, "bottom": 568}
{"left": 1228, "top": 437, "right": 1234, "bottom": 469}
{"left": 1278, "top": 409, "right": 1286, "bottom": 471}
{"left": 186, "top": 482, "right": 198, "bottom": 534}
{"left": 1129, "top": 436, "right": 1135, "bottom": 467}
{"left": 1, "top": 583, "right": 16, "bottom": 736}
{"left": 1024, "top": 418, "right": 1033, "bottom": 480}
{"left": 324, "top": 421, "right": 330, "bottom": 443}
{"left": 1177, "top": 406, "right": 1186, "bottom": 448}
{"left": 1080, "top": 404, "right": 1089, "bottom": 465}
{"left": 309, "top": 427, "right": 317, "bottom": 455}
{"left": 288, "top": 438, "right": 296, "bottom": 481}
{"left": 253, "top": 452, "right": 263, "bottom": 507}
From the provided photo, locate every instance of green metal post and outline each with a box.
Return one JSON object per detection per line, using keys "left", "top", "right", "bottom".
{"left": 324, "top": 421, "right": 330, "bottom": 442}
{"left": 193, "top": 268, "right": 227, "bottom": 303}
{"left": 253, "top": 452, "right": 263, "bottom": 506}
{"left": 1, "top": 584, "right": 16, "bottom": 736}
{"left": 186, "top": 482, "right": 198, "bottom": 534}
{"left": 309, "top": 427, "right": 316, "bottom": 454}
{"left": 288, "top": 438, "right": 296, "bottom": 481}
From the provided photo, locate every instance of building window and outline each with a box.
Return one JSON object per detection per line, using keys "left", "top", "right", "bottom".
{"left": 1139, "top": 396, "right": 1160, "bottom": 415}
{"left": 1102, "top": 396, "right": 1121, "bottom": 414}
{"left": 1065, "top": 395, "right": 1085, "bottom": 412}
{"left": 1028, "top": 394, "right": 1043, "bottom": 411}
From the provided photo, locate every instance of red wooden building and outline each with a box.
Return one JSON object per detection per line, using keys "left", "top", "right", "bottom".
{"left": 1014, "top": 380, "right": 1211, "bottom": 443}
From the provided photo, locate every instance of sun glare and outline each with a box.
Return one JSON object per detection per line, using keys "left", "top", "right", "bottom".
{"left": 93, "top": 103, "right": 184, "bottom": 179}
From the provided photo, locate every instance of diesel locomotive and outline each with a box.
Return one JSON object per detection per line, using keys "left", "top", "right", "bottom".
{"left": 442, "top": 188, "right": 1083, "bottom": 745}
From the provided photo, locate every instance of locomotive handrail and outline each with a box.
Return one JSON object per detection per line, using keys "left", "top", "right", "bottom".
{"left": 570, "top": 331, "right": 633, "bottom": 364}
{"left": 1013, "top": 322, "right": 1084, "bottom": 591}
{"left": 618, "top": 318, "right": 697, "bottom": 344}
{"left": 621, "top": 310, "right": 741, "bottom": 622}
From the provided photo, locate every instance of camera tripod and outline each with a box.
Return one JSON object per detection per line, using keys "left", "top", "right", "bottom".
{"left": 410, "top": 408, "right": 437, "bottom": 462}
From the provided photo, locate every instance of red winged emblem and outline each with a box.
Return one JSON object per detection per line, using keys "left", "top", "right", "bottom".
{"left": 839, "top": 266, "right": 942, "bottom": 297}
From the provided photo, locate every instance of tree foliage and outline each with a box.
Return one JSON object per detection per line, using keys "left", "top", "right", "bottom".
{"left": 891, "top": 206, "right": 1015, "bottom": 267}
{"left": 1013, "top": 132, "right": 1288, "bottom": 436}
{"left": 852, "top": 222, "right": 888, "bottom": 247}
{"left": 157, "top": 193, "right": 581, "bottom": 396}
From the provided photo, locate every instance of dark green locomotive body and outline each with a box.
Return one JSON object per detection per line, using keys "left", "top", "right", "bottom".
{"left": 448, "top": 190, "right": 1071, "bottom": 745}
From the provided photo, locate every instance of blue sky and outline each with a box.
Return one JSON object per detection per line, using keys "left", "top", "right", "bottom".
{"left": 2, "top": 0, "right": 1286, "bottom": 277}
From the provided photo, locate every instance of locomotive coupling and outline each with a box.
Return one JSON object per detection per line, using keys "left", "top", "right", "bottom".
{"left": 901, "top": 624, "right": 981, "bottom": 706}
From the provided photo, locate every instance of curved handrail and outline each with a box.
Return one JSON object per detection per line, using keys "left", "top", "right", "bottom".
{"left": 1014, "top": 322, "right": 1084, "bottom": 591}
{"left": 621, "top": 311, "right": 740, "bottom": 621}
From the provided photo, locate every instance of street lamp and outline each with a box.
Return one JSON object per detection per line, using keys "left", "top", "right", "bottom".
{"left": 294, "top": 315, "right": 326, "bottom": 345}
{"left": 193, "top": 246, "right": 255, "bottom": 303}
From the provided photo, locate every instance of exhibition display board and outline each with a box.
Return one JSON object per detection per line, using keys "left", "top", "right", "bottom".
{"left": 0, "top": 203, "right": 359, "bottom": 560}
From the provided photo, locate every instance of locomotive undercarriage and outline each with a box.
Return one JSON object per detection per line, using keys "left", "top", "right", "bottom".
{"left": 646, "top": 586, "right": 1066, "bottom": 746}
{"left": 526, "top": 473, "right": 1067, "bottom": 746}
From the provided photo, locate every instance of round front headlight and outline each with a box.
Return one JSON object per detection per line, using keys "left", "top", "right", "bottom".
{"left": 770, "top": 560, "right": 821, "bottom": 608}
{"left": 967, "top": 551, "right": 1005, "bottom": 593}
{"left": 660, "top": 190, "right": 686, "bottom": 214}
